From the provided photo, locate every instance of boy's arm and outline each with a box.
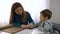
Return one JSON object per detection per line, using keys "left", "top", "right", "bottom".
{"left": 34, "top": 22, "right": 40, "bottom": 27}
{"left": 49, "top": 23, "right": 53, "bottom": 34}
{"left": 50, "top": 27, "right": 53, "bottom": 34}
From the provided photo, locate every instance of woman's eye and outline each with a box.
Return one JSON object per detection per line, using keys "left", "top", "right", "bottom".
{"left": 17, "top": 10, "right": 20, "bottom": 12}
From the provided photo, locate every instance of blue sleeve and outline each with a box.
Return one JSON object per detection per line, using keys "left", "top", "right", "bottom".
{"left": 12, "top": 16, "right": 15, "bottom": 24}
{"left": 12, "top": 16, "right": 21, "bottom": 27}
{"left": 27, "top": 12, "right": 34, "bottom": 24}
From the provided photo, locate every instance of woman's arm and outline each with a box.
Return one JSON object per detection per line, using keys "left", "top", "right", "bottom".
{"left": 12, "top": 16, "right": 21, "bottom": 27}
{"left": 26, "top": 12, "right": 34, "bottom": 28}
{"left": 26, "top": 12, "right": 34, "bottom": 24}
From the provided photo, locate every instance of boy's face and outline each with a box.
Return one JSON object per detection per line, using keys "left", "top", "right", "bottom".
{"left": 40, "top": 14, "right": 48, "bottom": 22}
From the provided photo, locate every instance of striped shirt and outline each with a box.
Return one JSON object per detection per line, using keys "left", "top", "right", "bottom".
{"left": 34, "top": 20, "right": 53, "bottom": 34}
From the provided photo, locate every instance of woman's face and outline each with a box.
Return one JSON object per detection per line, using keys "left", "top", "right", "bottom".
{"left": 15, "top": 7, "right": 23, "bottom": 15}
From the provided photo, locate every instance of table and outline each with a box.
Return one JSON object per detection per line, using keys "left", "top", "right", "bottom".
{"left": 0, "top": 27, "right": 50, "bottom": 34}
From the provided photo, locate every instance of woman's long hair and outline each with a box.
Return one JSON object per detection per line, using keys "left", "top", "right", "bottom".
{"left": 9, "top": 2, "right": 27, "bottom": 24}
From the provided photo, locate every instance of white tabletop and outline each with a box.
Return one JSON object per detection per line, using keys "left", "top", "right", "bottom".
{"left": 16, "top": 28, "right": 50, "bottom": 34}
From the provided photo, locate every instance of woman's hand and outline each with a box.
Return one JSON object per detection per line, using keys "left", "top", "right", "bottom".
{"left": 27, "top": 23, "right": 34, "bottom": 29}
{"left": 21, "top": 25, "right": 27, "bottom": 30}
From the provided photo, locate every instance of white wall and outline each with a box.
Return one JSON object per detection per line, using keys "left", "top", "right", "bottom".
{"left": 49, "top": 0, "right": 60, "bottom": 24}
{"left": 0, "top": 0, "right": 50, "bottom": 26}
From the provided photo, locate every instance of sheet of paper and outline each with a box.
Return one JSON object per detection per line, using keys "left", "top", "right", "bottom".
{"left": 16, "top": 29, "right": 32, "bottom": 34}
{"left": 31, "top": 28, "right": 45, "bottom": 34}
{"left": 16, "top": 28, "right": 46, "bottom": 34}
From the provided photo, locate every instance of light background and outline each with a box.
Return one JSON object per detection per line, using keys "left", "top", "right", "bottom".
{"left": 0, "top": 0, "right": 50, "bottom": 26}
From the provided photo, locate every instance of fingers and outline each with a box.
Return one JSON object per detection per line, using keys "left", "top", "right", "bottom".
{"left": 21, "top": 25, "right": 27, "bottom": 30}
{"left": 27, "top": 23, "right": 34, "bottom": 29}
{"left": 21, "top": 23, "right": 34, "bottom": 29}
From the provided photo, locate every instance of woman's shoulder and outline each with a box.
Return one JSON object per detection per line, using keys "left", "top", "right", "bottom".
{"left": 25, "top": 11, "right": 31, "bottom": 17}
{"left": 25, "top": 11, "right": 30, "bottom": 14}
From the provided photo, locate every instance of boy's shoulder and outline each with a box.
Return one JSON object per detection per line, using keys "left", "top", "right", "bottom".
{"left": 45, "top": 20, "right": 52, "bottom": 25}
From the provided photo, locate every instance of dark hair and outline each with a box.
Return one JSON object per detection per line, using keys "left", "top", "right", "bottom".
{"left": 40, "top": 9, "right": 52, "bottom": 20}
{"left": 11, "top": 2, "right": 24, "bottom": 15}
{"left": 9, "top": 2, "right": 26, "bottom": 24}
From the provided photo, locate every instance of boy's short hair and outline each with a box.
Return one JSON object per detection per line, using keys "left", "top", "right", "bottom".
{"left": 40, "top": 9, "right": 52, "bottom": 20}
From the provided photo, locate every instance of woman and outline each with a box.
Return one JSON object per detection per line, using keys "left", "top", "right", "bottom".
{"left": 10, "top": 2, "right": 34, "bottom": 29}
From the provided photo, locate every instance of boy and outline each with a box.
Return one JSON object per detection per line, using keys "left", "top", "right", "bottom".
{"left": 34, "top": 9, "right": 53, "bottom": 34}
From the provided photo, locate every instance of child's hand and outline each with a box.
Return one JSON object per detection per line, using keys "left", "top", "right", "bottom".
{"left": 21, "top": 25, "right": 27, "bottom": 30}
{"left": 27, "top": 23, "right": 34, "bottom": 29}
